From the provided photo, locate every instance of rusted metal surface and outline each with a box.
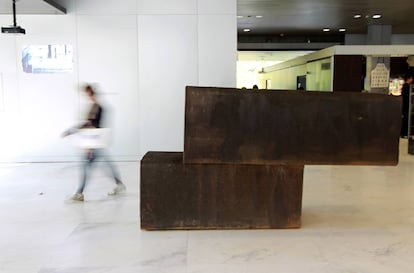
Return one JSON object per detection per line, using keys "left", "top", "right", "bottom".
{"left": 184, "top": 86, "right": 401, "bottom": 165}
{"left": 140, "top": 152, "right": 304, "bottom": 230}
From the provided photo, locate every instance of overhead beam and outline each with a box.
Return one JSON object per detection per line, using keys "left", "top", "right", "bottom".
{"left": 0, "top": 0, "right": 66, "bottom": 15}
{"left": 43, "top": 0, "right": 66, "bottom": 14}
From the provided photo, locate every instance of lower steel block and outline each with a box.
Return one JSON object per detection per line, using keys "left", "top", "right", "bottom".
{"left": 141, "top": 152, "right": 304, "bottom": 230}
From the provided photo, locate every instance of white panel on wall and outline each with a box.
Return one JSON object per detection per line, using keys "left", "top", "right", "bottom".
{"left": 0, "top": 77, "right": 23, "bottom": 162}
{"left": 198, "top": 0, "right": 236, "bottom": 14}
{"left": 0, "top": 14, "right": 78, "bottom": 162}
{"left": 17, "top": 15, "right": 77, "bottom": 43}
{"left": 0, "top": 74, "right": 3, "bottom": 111}
{"left": 138, "top": 15, "right": 198, "bottom": 155}
{"left": 137, "top": 0, "right": 196, "bottom": 14}
{"left": 77, "top": 15, "right": 139, "bottom": 160}
{"left": 0, "top": 32, "right": 20, "bottom": 160}
{"left": 198, "top": 15, "right": 237, "bottom": 87}
{"left": 18, "top": 75, "right": 79, "bottom": 161}
{"left": 0, "top": 17, "right": 18, "bottom": 73}
{"left": 75, "top": 0, "right": 137, "bottom": 15}
{"left": 11, "top": 15, "right": 79, "bottom": 161}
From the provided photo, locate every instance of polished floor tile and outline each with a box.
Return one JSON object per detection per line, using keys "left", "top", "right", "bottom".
{"left": 1, "top": 140, "right": 414, "bottom": 273}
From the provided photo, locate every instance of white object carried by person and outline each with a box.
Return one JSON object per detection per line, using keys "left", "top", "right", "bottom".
{"left": 72, "top": 128, "right": 111, "bottom": 149}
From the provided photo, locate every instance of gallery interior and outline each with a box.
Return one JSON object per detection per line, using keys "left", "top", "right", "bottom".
{"left": 1, "top": 0, "right": 414, "bottom": 272}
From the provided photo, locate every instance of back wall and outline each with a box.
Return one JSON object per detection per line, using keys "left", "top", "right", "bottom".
{"left": 0, "top": 0, "right": 237, "bottom": 162}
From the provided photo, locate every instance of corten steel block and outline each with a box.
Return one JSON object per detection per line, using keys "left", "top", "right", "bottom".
{"left": 140, "top": 152, "right": 304, "bottom": 230}
{"left": 184, "top": 86, "right": 402, "bottom": 166}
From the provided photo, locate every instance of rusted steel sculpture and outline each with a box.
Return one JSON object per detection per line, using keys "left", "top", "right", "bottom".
{"left": 141, "top": 86, "right": 401, "bottom": 230}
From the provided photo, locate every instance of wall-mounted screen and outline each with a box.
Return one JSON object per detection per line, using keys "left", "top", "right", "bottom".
{"left": 22, "top": 45, "right": 73, "bottom": 74}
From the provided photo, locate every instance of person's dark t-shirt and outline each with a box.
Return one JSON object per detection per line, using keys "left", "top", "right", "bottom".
{"left": 87, "top": 103, "right": 103, "bottom": 128}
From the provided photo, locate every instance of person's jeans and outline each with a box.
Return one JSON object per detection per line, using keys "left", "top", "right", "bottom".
{"left": 76, "top": 149, "right": 121, "bottom": 194}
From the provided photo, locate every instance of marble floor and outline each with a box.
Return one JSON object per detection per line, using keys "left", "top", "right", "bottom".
{"left": 1, "top": 140, "right": 414, "bottom": 273}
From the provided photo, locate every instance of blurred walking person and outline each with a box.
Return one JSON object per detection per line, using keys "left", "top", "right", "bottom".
{"left": 62, "top": 84, "right": 126, "bottom": 201}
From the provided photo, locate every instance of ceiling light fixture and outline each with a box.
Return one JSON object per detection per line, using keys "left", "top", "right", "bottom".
{"left": 339, "top": 28, "right": 346, "bottom": 32}
{"left": 237, "top": 15, "right": 243, "bottom": 19}
{"left": 372, "top": 14, "right": 382, "bottom": 19}
{"left": 255, "top": 15, "right": 263, "bottom": 18}
{"left": 243, "top": 28, "right": 251, "bottom": 32}
{"left": 323, "top": 28, "right": 330, "bottom": 32}
{"left": 353, "top": 14, "right": 362, "bottom": 19}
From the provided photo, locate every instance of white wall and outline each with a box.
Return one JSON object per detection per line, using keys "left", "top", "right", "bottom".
{"left": 0, "top": 0, "right": 237, "bottom": 162}
{"left": 264, "top": 64, "right": 307, "bottom": 90}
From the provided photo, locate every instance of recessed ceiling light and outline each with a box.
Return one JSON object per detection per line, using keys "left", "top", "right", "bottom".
{"left": 243, "top": 28, "right": 251, "bottom": 32}
{"left": 339, "top": 28, "right": 346, "bottom": 32}
{"left": 237, "top": 15, "right": 243, "bottom": 19}
{"left": 372, "top": 14, "right": 382, "bottom": 19}
{"left": 323, "top": 28, "right": 330, "bottom": 32}
{"left": 353, "top": 14, "right": 362, "bottom": 19}
{"left": 255, "top": 15, "right": 263, "bottom": 18}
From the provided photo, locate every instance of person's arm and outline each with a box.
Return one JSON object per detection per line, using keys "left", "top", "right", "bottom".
{"left": 61, "top": 104, "right": 99, "bottom": 137}
{"left": 61, "top": 121, "right": 91, "bottom": 137}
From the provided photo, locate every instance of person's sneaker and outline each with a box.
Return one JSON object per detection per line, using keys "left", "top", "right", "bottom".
{"left": 108, "top": 184, "right": 126, "bottom": 196}
{"left": 70, "top": 193, "right": 84, "bottom": 201}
